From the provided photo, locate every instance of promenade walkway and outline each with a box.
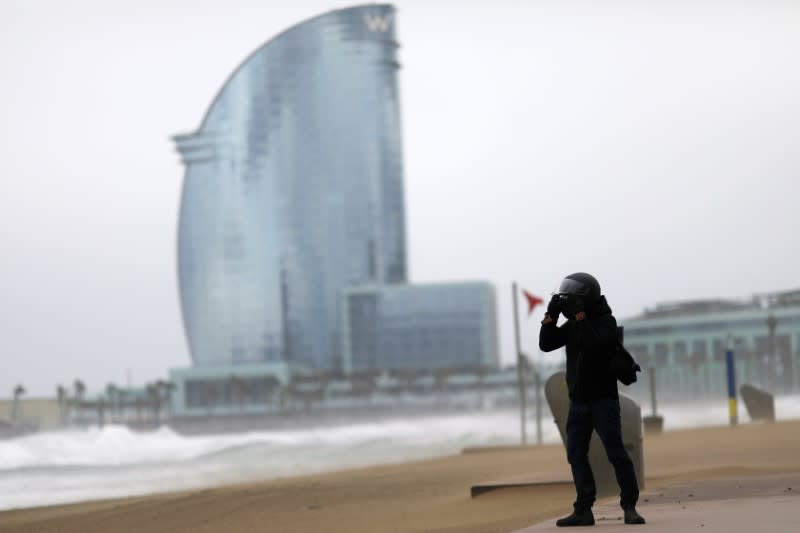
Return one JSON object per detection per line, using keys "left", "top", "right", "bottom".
{"left": 513, "top": 471, "right": 799, "bottom": 532}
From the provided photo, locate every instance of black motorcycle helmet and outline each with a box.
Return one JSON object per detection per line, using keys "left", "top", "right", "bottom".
{"left": 557, "top": 272, "right": 601, "bottom": 318}
{"left": 558, "top": 272, "right": 601, "bottom": 302}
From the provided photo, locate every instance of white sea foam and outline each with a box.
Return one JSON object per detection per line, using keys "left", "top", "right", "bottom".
{"left": 1, "top": 395, "right": 799, "bottom": 511}
{"left": 657, "top": 393, "right": 800, "bottom": 430}
{"left": 0, "top": 411, "right": 543, "bottom": 510}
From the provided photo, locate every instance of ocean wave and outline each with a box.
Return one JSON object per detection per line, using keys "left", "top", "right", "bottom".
{"left": 0, "top": 411, "right": 530, "bottom": 472}
{"left": 1, "top": 399, "right": 799, "bottom": 511}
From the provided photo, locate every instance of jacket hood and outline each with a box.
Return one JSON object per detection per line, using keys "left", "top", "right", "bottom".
{"left": 587, "top": 295, "right": 612, "bottom": 317}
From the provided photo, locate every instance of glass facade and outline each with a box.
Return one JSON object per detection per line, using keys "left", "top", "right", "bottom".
{"left": 174, "top": 5, "right": 405, "bottom": 369}
{"left": 342, "top": 282, "right": 500, "bottom": 373}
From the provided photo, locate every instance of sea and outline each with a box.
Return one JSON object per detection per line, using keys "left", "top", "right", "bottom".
{"left": 2, "top": 395, "right": 799, "bottom": 511}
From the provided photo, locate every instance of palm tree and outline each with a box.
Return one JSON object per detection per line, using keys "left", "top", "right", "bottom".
{"left": 56, "top": 385, "right": 68, "bottom": 425}
{"left": 96, "top": 398, "right": 107, "bottom": 427}
{"left": 72, "top": 380, "right": 86, "bottom": 422}
{"left": 73, "top": 379, "right": 86, "bottom": 403}
{"left": 158, "top": 381, "right": 176, "bottom": 419}
{"left": 11, "top": 384, "right": 25, "bottom": 422}
{"left": 134, "top": 396, "right": 144, "bottom": 423}
{"left": 105, "top": 383, "right": 118, "bottom": 423}
{"left": 146, "top": 383, "right": 161, "bottom": 424}
{"left": 116, "top": 388, "right": 129, "bottom": 422}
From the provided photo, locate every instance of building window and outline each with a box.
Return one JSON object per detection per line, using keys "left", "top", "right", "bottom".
{"left": 654, "top": 343, "right": 669, "bottom": 367}
{"left": 691, "top": 340, "right": 708, "bottom": 365}
{"left": 712, "top": 339, "right": 728, "bottom": 362}
{"left": 673, "top": 341, "right": 688, "bottom": 364}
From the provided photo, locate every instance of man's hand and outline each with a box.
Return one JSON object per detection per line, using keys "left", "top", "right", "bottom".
{"left": 545, "top": 294, "right": 560, "bottom": 322}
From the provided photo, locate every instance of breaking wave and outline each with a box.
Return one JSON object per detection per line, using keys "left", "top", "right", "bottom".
{"left": 1, "top": 396, "right": 799, "bottom": 511}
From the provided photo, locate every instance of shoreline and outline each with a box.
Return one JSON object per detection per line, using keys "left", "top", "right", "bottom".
{"left": 2, "top": 420, "right": 800, "bottom": 532}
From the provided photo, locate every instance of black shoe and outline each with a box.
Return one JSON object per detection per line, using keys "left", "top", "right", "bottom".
{"left": 556, "top": 508, "right": 595, "bottom": 527}
{"left": 624, "top": 507, "right": 646, "bottom": 525}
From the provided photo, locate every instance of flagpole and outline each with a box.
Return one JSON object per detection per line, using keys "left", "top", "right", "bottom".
{"left": 513, "top": 281, "right": 527, "bottom": 445}
{"left": 535, "top": 362, "right": 543, "bottom": 445}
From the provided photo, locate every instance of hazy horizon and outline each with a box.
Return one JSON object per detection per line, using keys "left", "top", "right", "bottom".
{"left": 2, "top": 0, "right": 798, "bottom": 397}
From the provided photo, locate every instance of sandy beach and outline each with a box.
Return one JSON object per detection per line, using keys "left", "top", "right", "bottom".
{"left": 2, "top": 419, "right": 799, "bottom": 533}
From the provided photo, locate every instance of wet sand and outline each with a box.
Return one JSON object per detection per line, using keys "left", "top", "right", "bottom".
{"left": 1, "top": 420, "right": 799, "bottom": 533}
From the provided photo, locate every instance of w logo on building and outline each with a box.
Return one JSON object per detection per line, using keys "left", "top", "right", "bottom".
{"left": 364, "top": 13, "right": 392, "bottom": 33}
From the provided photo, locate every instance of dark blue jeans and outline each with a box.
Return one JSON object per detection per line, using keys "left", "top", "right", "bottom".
{"left": 566, "top": 398, "right": 639, "bottom": 511}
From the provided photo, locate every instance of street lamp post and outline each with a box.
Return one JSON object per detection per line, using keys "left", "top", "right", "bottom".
{"left": 767, "top": 314, "right": 778, "bottom": 391}
{"left": 513, "top": 282, "right": 527, "bottom": 445}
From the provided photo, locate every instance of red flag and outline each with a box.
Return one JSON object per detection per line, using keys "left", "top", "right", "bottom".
{"left": 523, "top": 290, "right": 544, "bottom": 316}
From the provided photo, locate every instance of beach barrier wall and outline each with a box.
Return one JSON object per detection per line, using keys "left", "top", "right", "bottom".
{"left": 544, "top": 371, "right": 645, "bottom": 497}
{"left": 740, "top": 383, "right": 776, "bottom": 422}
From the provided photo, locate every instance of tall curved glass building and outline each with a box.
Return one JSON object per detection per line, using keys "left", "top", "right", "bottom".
{"left": 174, "top": 5, "right": 405, "bottom": 370}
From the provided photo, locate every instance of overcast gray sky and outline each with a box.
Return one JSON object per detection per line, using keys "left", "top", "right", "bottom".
{"left": 1, "top": 0, "right": 798, "bottom": 397}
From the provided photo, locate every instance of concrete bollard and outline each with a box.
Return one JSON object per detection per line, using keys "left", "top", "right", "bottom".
{"left": 739, "top": 383, "right": 776, "bottom": 422}
{"left": 643, "top": 367, "right": 664, "bottom": 434}
{"left": 545, "top": 371, "right": 645, "bottom": 497}
{"left": 643, "top": 415, "right": 664, "bottom": 434}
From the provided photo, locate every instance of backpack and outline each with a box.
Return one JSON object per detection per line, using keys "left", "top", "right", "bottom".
{"left": 614, "top": 326, "right": 641, "bottom": 386}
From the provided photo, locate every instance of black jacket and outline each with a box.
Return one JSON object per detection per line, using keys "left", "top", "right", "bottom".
{"left": 539, "top": 295, "right": 619, "bottom": 402}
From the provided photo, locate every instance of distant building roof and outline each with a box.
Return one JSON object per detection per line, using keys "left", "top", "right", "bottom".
{"left": 759, "top": 289, "right": 800, "bottom": 309}
{"left": 633, "top": 288, "right": 800, "bottom": 320}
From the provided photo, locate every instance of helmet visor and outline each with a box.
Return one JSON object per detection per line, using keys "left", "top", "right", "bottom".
{"left": 558, "top": 278, "right": 591, "bottom": 296}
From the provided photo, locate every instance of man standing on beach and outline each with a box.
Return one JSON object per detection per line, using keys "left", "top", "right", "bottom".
{"left": 540, "top": 272, "right": 646, "bottom": 526}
